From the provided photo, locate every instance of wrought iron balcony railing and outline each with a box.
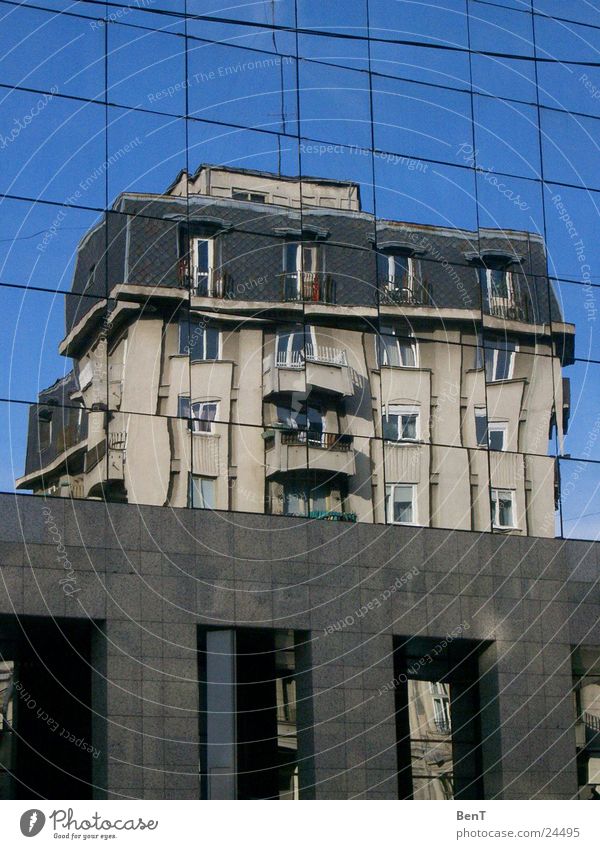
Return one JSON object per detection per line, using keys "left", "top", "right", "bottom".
{"left": 485, "top": 291, "right": 532, "bottom": 323}
{"left": 279, "top": 428, "right": 353, "bottom": 451}
{"left": 178, "top": 260, "right": 230, "bottom": 297}
{"left": 378, "top": 279, "right": 429, "bottom": 306}
{"left": 280, "top": 271, "right": 336, "bottom": 304}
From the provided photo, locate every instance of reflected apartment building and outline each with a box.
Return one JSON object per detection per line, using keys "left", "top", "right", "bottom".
{"left": 17, "top": 165, "right": 574, "bottom": 538}
{"left": 8, "top": 164, "right": 598, "bottom": 801}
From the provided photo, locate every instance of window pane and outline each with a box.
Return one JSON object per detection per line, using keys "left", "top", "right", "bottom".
{"left": 394, "top": 485, "right": 413, "bottom": 523}
{"left": 196, "top": 240, "right": 210, "bottom": 272}
{"left": 488, "top": 428, "right": 505, "bottom": 452}
{"left": 498, "top": 494, "right": 513, "bottom": 527}
{"left": 200, "top": 478, "right": 215, "bottom": 510}
{"left": 205, "top": 329, "right": 220, "bottom": 360}
{"left": 178, "top": 396, "right": 190, "bottom": 419}
{"left": 381, "top": 337, "right": 400, "bottom": 367}
{"left": 475, "top": 410, "right": 488, "bottom": 447}
{"left": 383, "top": 415, "right": 398, "bottom": 441}
{"left": 400, "top": 342, "right": 416, "bottom": 367}
{"left": 402, "top": 414, "right": 417, "bottom": 440}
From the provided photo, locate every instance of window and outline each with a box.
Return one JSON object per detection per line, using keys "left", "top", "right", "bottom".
{"left": 476, "top": 335, "right": 516, "bottom": 382}
{"left": 189, "top": 475, "right": 216, "bottom": 509}
{"left": 179, "top": 320, "right": 221, "bottom": 361}
{"left": 191, "top": 401, "right": 218, "bottom": 433}
{"left": 85, "top": 263, "right": 96, "bottom": 292}
{"left": 38, "top": 410, "right": 52, "bottom": 450}
{"left": 277, "top": 401, "right": 324, "bottom": 443}
{"left": 479, "top": 266, "right": 513, "bottom": 301}
{"left": 383, "top": 405, "right": 420, "bottom": 441}
{"left": 191, "top": 237, "right": 214, "bottom": 296}
{"left": 474, "top": 408, "right": 507, "bottom": 450}
{"left": 430, "top": 682, "right": 452, "bottom": 734}
{"left": 488, "top": 422, "right": 507, "bottom": 451}
{"left": 276, "top": 327, "right": 308, "bottom": 368}
{"left": 280, "top": 479, "right": 335, "bottom": 517}
{"left": 386, "top": 483, "right": 416, "bottom": 525}
{"left": 474, "top": 407, "right": 487, "bottom": 447}
{"left": 198, "top": 628, "right": 300, "bottom": 800}
{"left": 491, "top": 488, "right": 515, "bottom": 529}
{"left": 393, "top": 636, "right": 485, "bottom": 801}
{"left": 178, "top": 395, "right": 190, "bottom": 419}
{"left": 283, "top": 242, "right": 320, "bottom": 275}
{"left": 232, "top": 189, "right": 266, "bottom": 203}
{"left": 572, "top": 647, "right": 600, "bottom": 800}
{"left": 179, "top": 396, "right": 218, "bottom": 433}
{"left": 378, "top": 327, "right": 417, "bottom": 368}
{"left": 379, "top": 252, "right": 420, "bottom": 291}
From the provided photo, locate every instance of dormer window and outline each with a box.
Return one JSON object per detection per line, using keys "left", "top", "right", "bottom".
{"left": 38, "top": 409, "right": 52, "bottom": 451}
{"left": 377, "top": 247, "right": 425, "bottom": 305}
{"left": 474, "top": 256, "right": 528, "bottom": 321}
{"left": 282, "top": 242, "right": 331, "bottom": 302}
{"left": 283, "top": 242, "right": 322, "bottom": 276}
{"left": 179, "top": 225, "right": 226, "bottom": 297}
{"left": 232, "top": 189, "right": 266, "bottom": 203}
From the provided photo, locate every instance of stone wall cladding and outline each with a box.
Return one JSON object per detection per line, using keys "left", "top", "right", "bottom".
{"left": 0, "top": 493, "right": 595, "bottom": 799}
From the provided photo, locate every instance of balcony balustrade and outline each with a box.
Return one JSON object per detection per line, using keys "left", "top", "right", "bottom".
{"left": 280, "top": 271, "right": 336, "bottom": 304}
{"left": 264, "top": 427, "right": 355, "bottom": 477}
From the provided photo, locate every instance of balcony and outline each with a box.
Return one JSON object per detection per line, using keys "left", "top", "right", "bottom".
{"left": 485, "top": 290, "right": 532, "bottom": 323}
{"left": 280, "top": 271, "right": 336, "bottom": 304}
{"left": 264, "top": 427, "right": 355, "bottom": 477}
{"left": 379, "top": 278, "right": 428, "bottom": 306}
{"left": 263, "top": 343, "right": 353, "bottom": 397}
{"left": 83, "top": 431, "right": 126, "bottom": 496}
{"left": 178, "top": 260, "right": 230, "bottom": 298}
{"left": 308, "top": 510, "right": 357, "bottom": 522}
{"left": 584, "top": 712, "right": 600, "bottom": 752}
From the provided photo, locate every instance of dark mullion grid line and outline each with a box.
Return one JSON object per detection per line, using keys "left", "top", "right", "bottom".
{"left": 4, "top": 85, "right": 600, "bottom": 221}
{"left": 365, "top": 0, "right": 389, "bottom": 516}
{"left": 12, "top": 0, "right": 600, "bottom": 49}
{"left": 531, "top": 0, "right": 562, "bottom": 533}
{"left": 7, "top": 2, "right": 600, "bottom": 130}
{"left": 1, "top": 394, "right": 590, "bottom": 467}
{"left": 6, "top": 0, "right": 600, "bottom": 70}
{"left": 467, "top": 0, "right": 499, "bottom": 536}
{"left": 2, "top": 0, "right": 595, "bottom": 541}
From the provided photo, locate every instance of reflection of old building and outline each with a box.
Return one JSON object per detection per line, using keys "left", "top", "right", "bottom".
{"left": 16, "top": 166, "right": 574, "bottom": 538}
{"left": 0, "top": 661, "right": 14, "bottom": 799}
{"left": 573, "top": 647, "right": 600, "bottom": 799}
{"left": 407, "top": 680, "right": 454, "bottom": 800}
